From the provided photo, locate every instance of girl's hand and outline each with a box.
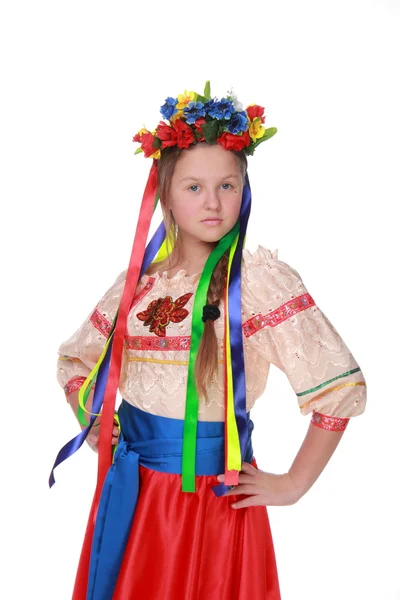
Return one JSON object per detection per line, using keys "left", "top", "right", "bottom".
{"left": 217, "top": 462, "right": 303, "bottom": 509}
{"left": 85, "top": 417, "right": 120, "bottom": 453}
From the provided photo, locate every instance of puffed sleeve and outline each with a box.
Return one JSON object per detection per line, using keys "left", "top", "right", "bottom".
{"left": 241, "top": 246, "right": 367, "bottom": 431}
{"left": 56, "top": 269, "right": 127, "bottom": 398}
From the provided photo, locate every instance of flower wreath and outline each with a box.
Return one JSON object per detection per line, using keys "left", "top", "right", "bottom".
{"left": 132, "top": 81, "right": 277, "bottom": 159}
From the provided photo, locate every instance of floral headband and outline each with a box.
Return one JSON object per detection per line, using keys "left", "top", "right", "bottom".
{"left": 132, "top": 80, "right": 277, "bottom": 159}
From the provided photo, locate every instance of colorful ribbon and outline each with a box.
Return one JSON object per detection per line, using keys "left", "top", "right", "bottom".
{"left": 49, "top": 164, "right": 166, "bottom": 487}
{"left": 225, "top": 174, "right": 252, "bottom": 481}
{"left": 181, "top": 221, "right": 240, "bottom": 492}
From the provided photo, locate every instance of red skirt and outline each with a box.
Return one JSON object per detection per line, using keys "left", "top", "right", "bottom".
{"left": 74, "top": 459, "right": 281, "bottom": 599}
{"left": 73, "top": 403, "right": 281, "bottom": 599}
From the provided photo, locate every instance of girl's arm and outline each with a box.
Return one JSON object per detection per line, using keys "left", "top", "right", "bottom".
{"left": 287, "top": 423, "right": 345, "bottom": 499}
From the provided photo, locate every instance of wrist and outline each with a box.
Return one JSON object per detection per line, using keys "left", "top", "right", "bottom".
{"left": 285, "top": 470, "right": 308, "bottom": 501}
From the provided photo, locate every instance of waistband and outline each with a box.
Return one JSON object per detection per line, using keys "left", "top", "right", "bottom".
{"left": 117, "top": 399, "right": 254, "bottom": 475}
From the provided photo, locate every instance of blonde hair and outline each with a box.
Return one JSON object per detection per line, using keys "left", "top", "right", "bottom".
{"left": 156, "top": 145, "right": 248, "bottom": 400}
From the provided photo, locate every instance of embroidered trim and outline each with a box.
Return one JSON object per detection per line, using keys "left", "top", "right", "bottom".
{"left": 127, "top": 357, "right": 224, "bottom": 365}
{"left": 130, "top": 277, "right": 156, "bottom": 309}
{"left": 90, "top": 277, "right": 156, "bottom": 338}
{"left": 297, "top": 368, "right": 361, "bottom": 397}
{"left": 299, "top": 381, "right": 366, "bottom": 410}
{"left": 243, "top": 293, "right": 315, "bottom": 337}
{"left": 311, "top": 411, "right": 349, "bottom": 432}
{"left": 64, "top": 376, "right": 95, "bottom": 396}
{"left": 125, "top": 335, "right": 191, "bottom": 351}
{"left": 58, "top": 355, "right": 81, "bottom": 362}
{"left": 90, "top": 309, "right": 112, "bottom": 338}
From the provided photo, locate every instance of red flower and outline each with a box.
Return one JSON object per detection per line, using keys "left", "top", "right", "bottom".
{"left": 136, "top": 293, "right": 193, "bottom": 337}
{"left": 172, "top": 119, "right": 195, "bottom": 149}
{"left": 246, "top": 104, "right": 265, "bottom": 124}
{"left": 193, "top": 117, "right": 206, "bottom": 142}
{"left": 217, "top": 130, "right": 251, "bottom": 151}
{"left": 140, "top": 132, "right": 158, "bottom": 158}
{"left": 156, "top": 121, "right": 178, "bottom": 148}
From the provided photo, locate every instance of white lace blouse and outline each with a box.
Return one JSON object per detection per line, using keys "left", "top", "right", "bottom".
{"left": 56, "top": 246, "right": 367, "bottom": 431}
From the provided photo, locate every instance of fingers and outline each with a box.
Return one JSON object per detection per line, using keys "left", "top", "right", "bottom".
{"left": 225, "top": 484, "right": 257, "bottom": 496}
{"left": 231, "top": 496, "right": 260, "bottom": 509}
{"left": 217, "top": 462, "right": 258, "bottom": 483}
{"left": 241, "top": 461, "right": 258, "bottom": 474}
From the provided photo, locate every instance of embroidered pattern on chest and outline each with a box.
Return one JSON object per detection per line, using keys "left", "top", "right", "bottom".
{"left": 136, "top": 293, "right": 193, "bottom": 337}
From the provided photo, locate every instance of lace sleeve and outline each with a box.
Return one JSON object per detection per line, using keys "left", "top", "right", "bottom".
{"left": 241, "top": 246, "right": 367, "bottom": 431}
{"left": 56, "top": 269, "right": 127, "bottom": 398}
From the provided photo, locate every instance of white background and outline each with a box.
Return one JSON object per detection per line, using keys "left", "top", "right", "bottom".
{"left": 1, "top": 1, "right": 399, "bottom": 598}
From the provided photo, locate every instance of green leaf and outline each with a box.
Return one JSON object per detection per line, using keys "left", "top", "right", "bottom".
{"left": 134, "top": 147, "right": 144, "bottom": 155}
{"left": 203, "top": 80, "right": 211, "bottom": 99}
{"left": 201, "top": 120, "right": 219, "bottom": 144}
{"left": 152, "top": 137, "right": 162, "bottom": 149}
{"left": 251, "top": 127, "right": 278, "bottom": 151}
{"left": 243, "top": 144, "right": 255, "bottom": 156}
{"left": 195, "top": 93, "right": 209, "bottom": 104}
{"left": 262, "top": 126, "right": 278, "bottom": 140}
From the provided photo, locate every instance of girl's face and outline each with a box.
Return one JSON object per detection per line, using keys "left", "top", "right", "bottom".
{"left": 167, "top": 143, "right": 244, "bottom": 246}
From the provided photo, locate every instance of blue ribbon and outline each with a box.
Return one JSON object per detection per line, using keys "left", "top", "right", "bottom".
{"left": 230, "top": 175, "right": 252, "bottom": 460}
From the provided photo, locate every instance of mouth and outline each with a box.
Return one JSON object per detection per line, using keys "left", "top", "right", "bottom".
{"left": 201, "top": 218, "right": 223, "bottom": 226}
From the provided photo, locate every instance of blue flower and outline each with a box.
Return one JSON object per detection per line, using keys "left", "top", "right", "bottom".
{"left": 226, "top": 110, "right": 248, "bottom": 134}
{"left": 204, "top": 97, "right": 236, "bottom": 120}
{"left": 183, "top": 101, "right": 206, "bottom": 124}
{"left": 160, "top": 97, "right": 178, "bottom": 121}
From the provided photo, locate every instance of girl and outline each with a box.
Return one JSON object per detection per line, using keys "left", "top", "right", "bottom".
{"left": 52, "top": 83, "right": 367, "bottom": 600}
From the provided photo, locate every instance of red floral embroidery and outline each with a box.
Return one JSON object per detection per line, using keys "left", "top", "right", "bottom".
{"left": 125, "top": 335, "right": 191, "bottom": 351}
{"left": 64, "top": 376, "right": 95, "bottom": 397}
{"left": 243, "top": 293, "right": 315, "bottom": 337}
{"left": 311, "top": 411, "right": 349, "bottom": 432}
{"left": 136, "top": 293, "right": 193, "bottom": 337}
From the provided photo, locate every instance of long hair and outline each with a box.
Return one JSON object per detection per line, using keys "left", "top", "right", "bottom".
{"left": 156, "top": 145, "right": 248, "bottom": 401}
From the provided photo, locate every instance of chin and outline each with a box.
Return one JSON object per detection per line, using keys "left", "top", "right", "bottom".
{"left": 197, "top": 228, "right": 230, "bottom": 244}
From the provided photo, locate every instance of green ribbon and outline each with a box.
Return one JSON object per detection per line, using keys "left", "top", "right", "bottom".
{"left": 182, "top": 221, "right": 240, "bottom": 492}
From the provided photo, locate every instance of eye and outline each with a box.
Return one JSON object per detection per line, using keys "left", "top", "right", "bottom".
{"left": 189, "top": 184, "right": 199, "bottom": 192}
{"left": 221, "top": 183, "right": 233, "bottom": 190}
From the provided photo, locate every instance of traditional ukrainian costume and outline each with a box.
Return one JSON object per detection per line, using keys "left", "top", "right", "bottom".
{"left": 50, "top": 82, "right": 367, "bottom": 600}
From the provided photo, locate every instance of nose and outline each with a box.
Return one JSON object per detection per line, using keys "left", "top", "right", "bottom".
{"left": 203, "top": 190, "right": 222, "bottom": 211}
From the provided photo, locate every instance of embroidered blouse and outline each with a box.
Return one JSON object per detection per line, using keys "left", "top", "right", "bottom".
{"left": 56, "top": 246, "right": 367, "bottom": 432}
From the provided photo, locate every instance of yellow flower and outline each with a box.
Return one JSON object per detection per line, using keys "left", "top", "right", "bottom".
{"left": 176, "top": 90, "right": 195, "bottom": 110}
{"left": 170, "top": 109, "right": 184, "bottom": 122}
{"left": 248, "top": 119, "right": 265, "bottom": 143}
{"left": 150, "top": 149, "right": 161, "bottom": 160}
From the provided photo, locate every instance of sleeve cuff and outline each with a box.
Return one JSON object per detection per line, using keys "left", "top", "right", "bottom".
{"left": 311, "top": 411, "right": 349, "bottom": 432}
{"left": 64, "top": 376, "right": 95, "bottom": 397}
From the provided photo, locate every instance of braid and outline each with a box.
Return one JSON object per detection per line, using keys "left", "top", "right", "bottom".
{"left": 195, "top": 252, "right": 229, "bottom": 401}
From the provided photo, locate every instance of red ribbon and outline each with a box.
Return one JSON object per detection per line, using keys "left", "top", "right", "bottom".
{"left": 96, "top": 161, "right": 158, "bottom": 509}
